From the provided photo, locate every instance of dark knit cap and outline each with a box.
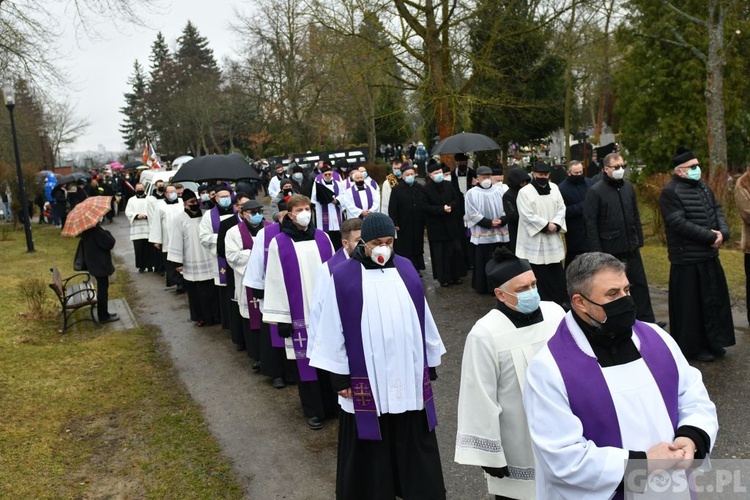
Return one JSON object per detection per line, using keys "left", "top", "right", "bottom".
{"left": 533, "top": 162, "right": 551, "bottom": 173}
{"left": 476, "top": 166, "right": 492, "bottom": 175}
{"left": 198, "top": 184, "right": 209, "bottom": 193}
{"left": 673, "top": 146, "right": 696, "bottom": 167}
{"left": 401, "top": 162, "right": 416, "bottom": 173}
{"left": 485, "top": 247, "right": 532, "bottom": 289}
{"left": 427, "top": 162, "right": 442, "bottom": 173}
{"left": 506, "top": 167, "right": 531, "bottom": 189}
{"left": 182, "top": 188, "right": 197, "bottom": 201}
{"left": 491, "top": 166, "right": 503, "bottom": 175}
{"left": 455, "top": 153, "right": 468, "bottom": 162}
{"left": 361, "top": 212, "right": 396, "bottom": 242}
{"left": 320, "top": 164, "right": 332, "bottom": 173}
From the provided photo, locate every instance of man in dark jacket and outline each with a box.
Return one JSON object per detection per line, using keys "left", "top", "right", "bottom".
{"left": 388, "top": 163, "right": 426, "bottom": 272}
{"left": 423, "top": 162, "right": 466, "bottom": 286}
{"left": 80, "top": 223, "right": 119, "bottom": 323}
{"left": 502, "top": 167, "right": 531, "bottom": 254}
{"left": 559, "top": 160, "right": 593, "bottom": 266}
{"left": 659, "top": 147, "right": 734, "bottom": 362}
{"left": 584, "top": 152, "right": 656, "bottom": 323}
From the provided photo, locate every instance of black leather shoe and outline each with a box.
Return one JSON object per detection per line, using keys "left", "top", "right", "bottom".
{"left": 100, "top": 313, "right": 120, "bottom": 324}
{"left": 440, "top": 282, "right": 449, "bottom": 287}
{"left": 307, "top": 417, "right": 323, "bottom": 430}
{"left": 693, "top": 350, "right": 715, "bottom": 362}
{"left": 251, "top": 361, "right": 261, "bottom": 372}
{"left": 272, "top": 377, "right": 286, "bottom": 389}
{"left": 710, "top": 346, "right": 726, "bottom": 358}
{"left": 656, "top": 321, "right": 667, "bottom": 329}
{"left": 175, "top": 286, "right": 186, "bottom": 295}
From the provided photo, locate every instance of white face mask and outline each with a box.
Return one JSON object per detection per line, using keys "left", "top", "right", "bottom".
{"left": 480, "top": 179, "right": 492, "bottom": 189}
{"left": 369, "top": 244, "right": 392, "bottom": 266}
{"left": 293, "top": 209, "right": 312, "bottom": 227}
{"left": 611, "top": 168, "right": 625, "bottom": 180}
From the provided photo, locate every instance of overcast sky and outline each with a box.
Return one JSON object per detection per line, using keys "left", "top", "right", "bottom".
{"left": 50, "top": 0, "right": 253, "bottom": 153}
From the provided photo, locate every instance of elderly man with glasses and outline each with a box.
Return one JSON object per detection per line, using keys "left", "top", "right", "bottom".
{"left": 659, "top": 147, "right": 735, "bottom": 362}
{"left": 583, "top": 152, "right": 658, "bottom": 325}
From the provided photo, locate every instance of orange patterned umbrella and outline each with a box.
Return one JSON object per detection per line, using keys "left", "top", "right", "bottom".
{"left": 61, "top": 196, "right": 113, "bottom": 237}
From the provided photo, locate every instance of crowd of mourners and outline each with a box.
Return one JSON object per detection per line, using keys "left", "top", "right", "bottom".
{"left": 100, "top": 144, "right": 736, "bottom": 499}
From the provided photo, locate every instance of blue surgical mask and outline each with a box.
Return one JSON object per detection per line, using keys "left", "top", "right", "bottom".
{"left": 687, "top": 166, "right": 702, "bottom": 181}
{"left": 362, "top": 171, "right": 369, "bottom": 179}
{"left": 505, "top": 288, "right": 541, "bottom": 314}
{"left": 433, "top": 173, "right": 444, "bottom": 183}
{"left": 218, "top": 197, "right": 232, "bottom": 208}
{"left": 250, "top": 213, "right": 263, "bottom": 225}
{"left": 404, "top": 175, "right": 415, "bottom": 185}
{"left": 200, "top": 193, "right": 210, "bottom": 202}
{"left": 293, "top": 173, "right": 303, "bottom": 182}
{"left": 393, "top": 169, "right": 401, "bottom": 177}
{"left": 167, "top": 192, "right": 178, "bottom": 201}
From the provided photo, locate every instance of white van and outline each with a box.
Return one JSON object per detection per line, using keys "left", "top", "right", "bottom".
{"left": 138, "top": 169, "right": 198, "bottom": 197}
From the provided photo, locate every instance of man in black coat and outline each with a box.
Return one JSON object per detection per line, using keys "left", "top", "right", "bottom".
{"left": 583, "top": 152, "right": 656, "bottom": 323}
{"left": 659, "top": 147, "right": 734, "bottom": 362}
{"left": 558, "top": 160, "right": 593, "bottom": 266}
{"left": 450, "top": 153, "right": 477, "bottom": 269}
{"left": 80, "top": 223, "right": 119, "bottom": 323}
{"left": 502, "top": 167, "right": 531, "bottom": 254}
{"left": 388, "top": 163, "right": 426, "bottom": 272}
{"left": 423, "top": 162, "right": 466, "bottom": 286}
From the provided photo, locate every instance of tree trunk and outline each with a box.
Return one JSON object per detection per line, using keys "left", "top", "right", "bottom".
{"left": 563, "top": 0, "right": 577, "bottom": 163}
{"left": 705, "top": 3, "right": 727, "bottom": 180}
{"left": 425, "top": 0, "right": 453, "bottom": 140}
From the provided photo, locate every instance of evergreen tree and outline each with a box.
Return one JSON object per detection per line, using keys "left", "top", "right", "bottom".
{"left": 145, "top": 32, "right": 175, "bottom": 150}
{"left": 119, "top": 60, "right": 149, "bottom": 150}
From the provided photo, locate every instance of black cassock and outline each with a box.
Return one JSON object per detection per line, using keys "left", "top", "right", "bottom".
{"left": 388, "top": 182, "right": 426, "bottom": 271}
{"left": 422, "top": 179, "right": 466, "bottom": 284}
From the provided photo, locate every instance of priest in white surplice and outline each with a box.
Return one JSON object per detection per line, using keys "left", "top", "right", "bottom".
{"left": 311, "top": 164, "right": 344, "bottom": 249}
{"left": 338, "top": 170, "right": 380, "bottom": 219}
{"left": 309, "top": 212, "right": 447, "bottom": 500}
{"left": 263, "top": 194, "right": 338, "bottom": 431}
{"left": 124, "top": 183, "right": 153, "bottom": 272}
{"left": 524, "top": 252, "right": 718, "bottom": 499}
{"left": 455, "top": 247, "right": 565, "bottom": 500}
{"left": 516, "top": 162, "right": 568, "bottom": 306}
{"left": 464, "top": 166, "right": 509, "bottom": 294}
{"left": 167, "top": 189, "right": 219, "bottom": 326}
{"left": 149, "top": 184, "right": 184, "bottom": 290}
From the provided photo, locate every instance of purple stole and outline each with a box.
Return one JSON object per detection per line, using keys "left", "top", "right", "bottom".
{"left": 210, "top": 207, "right": 232, "bottom": 285}
{"left": 274, "top": 229, "right": 333, "bottom": 381}
{"left": 325, "top": 247, "right": 348, "bottom": 274}
{"left": 351, "top": 186, "right": 373, "bottom": 212}
{"left": 262, "top": 223, "right": 285, "bottom": 348}
{"left": 547, "top": 319, "right": 679, "bottom": 500}
{"left": 320, "top": 181, "right": 341, "bottom": 232}
{"left": 238, "top": 220, "right": 271, "bottom": 330}
{"left": 332, "top": 256, "right": 438, "bottom": 440}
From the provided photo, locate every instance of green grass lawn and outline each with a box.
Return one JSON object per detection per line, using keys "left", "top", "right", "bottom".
{"left": 0, "top": 223, "right": 243, "bottom": 498}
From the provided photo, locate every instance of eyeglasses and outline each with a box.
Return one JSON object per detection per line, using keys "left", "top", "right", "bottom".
{"left": 607, "top": 164, "right": 625, "bottom": 170}
{"left": 243, "top": 209, "right": 263, "bottom": 215}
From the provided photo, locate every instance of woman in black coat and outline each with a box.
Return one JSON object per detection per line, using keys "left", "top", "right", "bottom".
{"left": 80, "top": 223, "right": 119, "bottom": 323}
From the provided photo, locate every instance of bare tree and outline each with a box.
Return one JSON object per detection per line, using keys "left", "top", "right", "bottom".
{"left": 45, "top": 100, "right": 90, "bottom": 166}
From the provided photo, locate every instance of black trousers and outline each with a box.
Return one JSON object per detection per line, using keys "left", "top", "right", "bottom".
{"left": 163, "top": 253, "right": 184, "bottom": 288}
{"left": 614, "top": 249, "right": 655, "bottom": 322}
{"left": 297, "top": 369, "right": 339, "bottom": 419}
{"left": 259, "top": 322, "right": 294, "bottom": 380}
{"left": 242, "top": 320, "right": 261, "bottom": 361}
{"left": 218, "top": 285, "right": 232, "bottom": 330}
{"left": 133, "top": 239, "right": 152, "bottom": 270}
{"left": 95, "top": 275, "right": 111, "bottom": 320}
{"left": 229, "top": 300, "right": 246, "bottom": 349}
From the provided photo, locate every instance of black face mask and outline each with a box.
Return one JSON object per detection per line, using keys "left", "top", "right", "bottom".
{"left": 135, "top": 190, "right": 145, "bottom": 197}
{"left": 569, "top": 175, "right": 585, "bottom": 184}
{"left": 185, "top": 203, "right": 202, "bottom": 217}
{"left": 355, "top": 181, "right": 365, "bottom": 188}
{"left": 534, "top": 177, "right": 549, "bottom": 187}
{"left": 156, "top": 186, "right": 164, "bottom": 193}
{"left": 582, "top": 294, "right": 637, "bottom": 337}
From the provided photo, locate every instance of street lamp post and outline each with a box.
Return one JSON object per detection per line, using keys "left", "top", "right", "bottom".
{"left": 3, "top": 82, "right": 35, "bottom": 253}
{"left": 39, "top": 129, "right": 47, "bottom": 169}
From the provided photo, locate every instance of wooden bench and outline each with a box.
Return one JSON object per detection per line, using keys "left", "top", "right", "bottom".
{"left": 49, "top": 267, "right": 99, "bottom": 334}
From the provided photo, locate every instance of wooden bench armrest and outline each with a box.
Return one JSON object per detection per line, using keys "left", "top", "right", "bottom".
{"left": 61, "top": 272, "right": 93, "bottom": 287}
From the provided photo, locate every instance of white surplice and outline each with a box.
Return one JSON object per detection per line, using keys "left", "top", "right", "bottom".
{"left": 516, "top": 183, "right": 567, "bottom": 264}
{"left": 455, "top": 302, "right": 566, "bottom": 499}
{"left": 242, "top": 226, "right": 273, "bottom": 315}
{"left": 199, "top": 208, "right": 235, "bottom": 285}
{"left": 523, "top": 313, "right": 719, "bottom": 500}
{"left": 338, "top": 185, "right": 380, "bottom": 219}
{"left": 306, "top": 248, "right": 350, "bottom": 358}
{"left": 124, "top": 196, "right": 150, "bottom": 241}
{"left": 311, "top": 180, "right": 343, "bottom": 231}
{"left": 224, "top": 223, "right": 257, "bottom": 318}
{"left": 167, "top": 211, "right": 215, "bottom": 282}
{"left": 464, "top": 184, "right": 509, "bottom": 244}
{"left": 308, "top": 265, "right": 446, "bottom": 416}
{"left": 267, "top": 175, "right": 287, "bottom": 199}
{"left": 148, "top": 199, "right": 184, "bottom": 247}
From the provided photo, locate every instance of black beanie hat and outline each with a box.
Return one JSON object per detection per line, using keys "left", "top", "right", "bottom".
{"left": 361, "top": 212, "right": 396, "bottom": 242}
{"left": 485, "top": 247, "right": 532, "bottom": 289}
{"left": 673, "top": 146, "right": 696, "bottom": 167}
{"left": 427, "top": 162, "right": 442, "bottom": 174}
{"left": 182, "top": 188, "right": 197, "bottom": 201}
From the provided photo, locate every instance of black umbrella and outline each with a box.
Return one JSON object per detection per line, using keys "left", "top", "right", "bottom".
{"left": 123, "top": 160, "right": 146, "bottom": 169}
{"left": 170, "top": 154, "right": 261, "bottom": 183}
{"left": 431, "top": 132, "right": 502, "bottom": 156}
{"left": 58, "top": 172, "right": 87, "bottom": 185}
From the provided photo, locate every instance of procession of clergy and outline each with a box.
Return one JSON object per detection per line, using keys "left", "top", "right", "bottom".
{"left": 123, "top": 149, "right": 722, "bottom": 500}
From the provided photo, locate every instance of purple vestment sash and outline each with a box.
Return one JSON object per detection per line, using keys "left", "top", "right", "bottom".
{"left": 262, "top": 223, "right": 285, "bottom": 347}
{"left": 351, "top": 186, "right": 373, "bottom": 212}
{"left": 238, "top": 220, "right": 271, "bottom": 330}
{"left": 211, "top": 207, "right": 230, "bottom": 285}
{"left": 274, "top": 230, "right": 333, "bottom": 382}
{"left": 547, "top": 319, "right": 680, "bottom": 500}
{"left": 332, "top": 256, "right": 438, "bottom": 440}
{"left": 325, "top": 247, "right": 348, "bottom": 275}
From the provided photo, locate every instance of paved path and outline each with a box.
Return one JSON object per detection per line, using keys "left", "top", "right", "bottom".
{"left": 107, "top": 213, "right": 750, "bottom": 499}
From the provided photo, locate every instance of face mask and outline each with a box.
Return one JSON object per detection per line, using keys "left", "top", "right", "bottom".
{"left": 393, "top": 169, "right": 401, "bottom": 177}
{"left": 687, "top": 166, "right": 702, "bottom": 181}
{"left": 504, "top": 288, "right": 541, "bottom": 314}
{"left": 156, "top": 186, "right": 164, "bottom": 193}
{"left": 167, "top": 192, "right": 178, "bottom": 201}
{"left": 534, "top": 177, "right": 549, "bottom": 187}
{"left": 361, "top": 171, "right": 369, "bottom": 179}
{"left": 582, "top": 294, "right": 637, "bottom": 337}
{"left": 404, "top": 175, "right": 415, "bottom": 185}
{"left": 249, "top": 213, "right": 263, "bottom": 225}
{"left": 185, "top": 203, "right": 201, "bottom": 215}
{"left": 355, "top": 180, "right": 365, "bottom": 188}
{"left": 292, "top": 173, "right": 303, "bottom": 182}
{"left": 433, "top": 173, "right": 444, "bottom": 183}
{"left": 611, "top": 168, "right": 625, "bottom": 180}
{"left": 135, "top": 190, "right": 145, "bottom": 197}
{"left": 218, "top": 197, "right": 232, "bottom": 208}
{"left": 366, "top": 243, "right": 392, "bottom": 266}
{"left": 569, "top": 175, "right": 585, "bottom": 184}
{"left": 294, "top": 209, "right": 312, "bottom": 227}
{"left": 200, "top": 193, "right": 210, "bottom": 202}
{"left": 480, "top": 179, "right": 492, "bottom": 189}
